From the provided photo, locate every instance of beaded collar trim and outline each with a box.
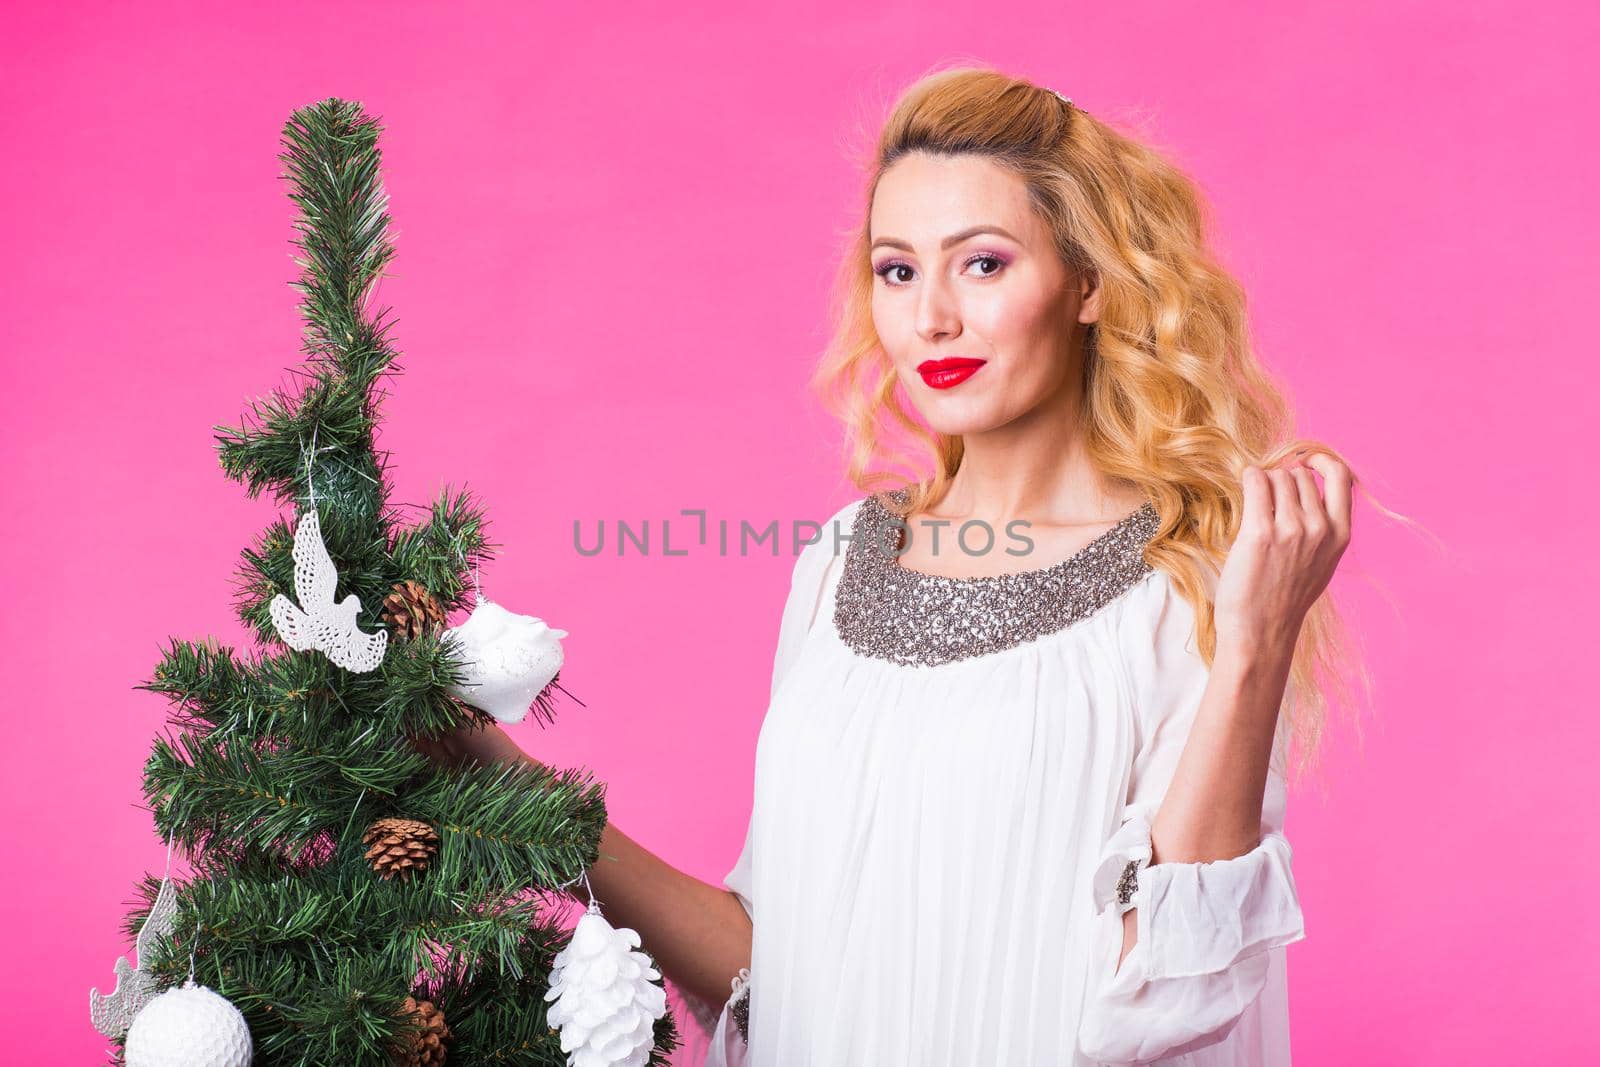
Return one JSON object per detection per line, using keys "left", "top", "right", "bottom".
{"left": 832, "top": 490, "right": 1161, "bottom": 668}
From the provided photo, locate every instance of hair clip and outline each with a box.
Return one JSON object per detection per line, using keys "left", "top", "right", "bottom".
{"left": 1050, "top": 88, "right": 1073, "bottom": 107}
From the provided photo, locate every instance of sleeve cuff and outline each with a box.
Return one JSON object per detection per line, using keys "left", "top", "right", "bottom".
{"left": 1091, "top": 807, "right": 1306, "bottom": 983}
{"left": 1091, "top": 809, "right": 1155, "bottom": 918}
{"left": 1078, "top": 809, "right": 1306, "bottom": 1063}
{"left": 692, "top": 968, "right": 750, "bottom": 1067}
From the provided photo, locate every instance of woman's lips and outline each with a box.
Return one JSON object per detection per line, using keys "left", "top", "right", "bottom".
{"left": 917, "top": 357, "right": 987, "bottom": 389}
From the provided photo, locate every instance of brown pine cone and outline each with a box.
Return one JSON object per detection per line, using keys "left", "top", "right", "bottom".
{"left": 392, "top": 995, "right": 451, "bottom": 1067}
{"left": 362, "top": 817, "right": 440, "bottom": 881}
{"left": 381, "top": 580, "right": 448, "bottom": 641}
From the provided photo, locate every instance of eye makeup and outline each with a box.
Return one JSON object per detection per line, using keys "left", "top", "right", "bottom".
{"left": 871, "top": 251, "right": 1011, "bottom": 286}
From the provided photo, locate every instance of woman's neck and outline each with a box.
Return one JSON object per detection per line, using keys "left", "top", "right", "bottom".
{"left": 930, "top": 398, "right": 1143, "bottom": 529}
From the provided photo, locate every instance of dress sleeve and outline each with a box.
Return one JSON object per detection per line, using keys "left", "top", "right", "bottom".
{"left": 1077, "top": 570, "right": 1307, "bottom": 1064}
{"left": 767, "top": 517, "right": 842, "bottom": 704}
{"left": 678, "top": 503, "right": 855, "bottom": 1065}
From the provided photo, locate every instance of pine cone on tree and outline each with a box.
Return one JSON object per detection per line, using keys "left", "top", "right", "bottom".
{"left": 381, "top": 580, "right": 448, "bottom": 641}
{"left": 362, "top": 817, "right": 440, "bottom": 881}
{"left": 391, "top": 995, "right": 450, "bottom": 1067}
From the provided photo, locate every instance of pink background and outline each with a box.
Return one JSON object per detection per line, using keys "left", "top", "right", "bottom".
{"left": 2, "top": 3, "right": 1592, "bottom": 1063}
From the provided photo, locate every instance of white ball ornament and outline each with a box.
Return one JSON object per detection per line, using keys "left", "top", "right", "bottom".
{"left": 124, "top": 979, "right": 252, "bottom": 1067}
{"left": 442, "top": 596, "right": 567, "bottom": 724}
{"left": 544, "top": 900, "right": 667, "bottom": 1067}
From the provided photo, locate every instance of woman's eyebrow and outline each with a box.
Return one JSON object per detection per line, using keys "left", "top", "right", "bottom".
{"left": 869, "top": 225, "right": 1022, "bottom": 253}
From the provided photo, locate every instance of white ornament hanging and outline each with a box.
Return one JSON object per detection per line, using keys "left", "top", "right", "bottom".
{"left": 544, "top": 897, "right": 667, "bottom": 1067}
{"left": 90, "top": 863, "right": 180, "bottom": 1038}
{"left": 442, "top": 596, "right": 567, "bottom": 723}
{"left": 269, "top": 508, "right": 387, "bottom": 673}
{"left": 124, "top": 979, "right": 253, "bottom": 1067}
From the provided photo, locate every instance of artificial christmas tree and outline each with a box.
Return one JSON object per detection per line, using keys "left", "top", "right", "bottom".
{"left": 89, "top": 99, "right": 681, "bottom": 1066}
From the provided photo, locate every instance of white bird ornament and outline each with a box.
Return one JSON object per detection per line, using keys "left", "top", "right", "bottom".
{"left": 90, "top": 869, "right": 180, "bottom": 1037}
{"left": 268, "top": 508, "right": 387, "bottom": 673}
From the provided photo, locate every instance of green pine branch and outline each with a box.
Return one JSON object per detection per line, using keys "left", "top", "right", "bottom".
{"left": 411, "top": 761, "right": 609, "bottom": 891}
{"left": 389, "top": 486, "right": 496, "bottom": 613}
{"left": 144, "top": 725, "right": 416, "bottom": 856}
{"left": 214, "top": 99, "right": 400, "bottom": 512}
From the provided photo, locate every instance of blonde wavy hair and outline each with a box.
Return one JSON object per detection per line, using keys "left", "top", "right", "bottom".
{"left": 812, "top": 65, "right": 1394, "bottom": 783}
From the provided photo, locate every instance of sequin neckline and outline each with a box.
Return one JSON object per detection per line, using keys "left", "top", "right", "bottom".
{"left": 832, "top": 489, "right": 1161, "bottom": 667}
{"left": 881, "top": 492, "right": 1158, "bottom": 585}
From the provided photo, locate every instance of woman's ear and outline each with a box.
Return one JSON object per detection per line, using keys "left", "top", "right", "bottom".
{"left": 1077, "top": 269, "right": 1102, "bottom": 325}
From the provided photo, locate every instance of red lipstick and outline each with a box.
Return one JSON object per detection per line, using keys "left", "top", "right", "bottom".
{"left": 917, "top": 357, "right": 987, "bottom": 390}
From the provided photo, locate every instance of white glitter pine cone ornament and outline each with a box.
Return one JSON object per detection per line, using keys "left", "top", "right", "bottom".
{"left": 123, "top": 979, "right": 253, "bottom": 1067}
{"left": 442, "top": 595, "right": 569, "bottom": 724}
{"left": 543, "top": 898, "right": 667, "bottom": 1067}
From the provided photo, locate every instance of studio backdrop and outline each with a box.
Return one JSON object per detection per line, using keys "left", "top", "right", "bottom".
{"left": 1, "top": 2, "right": 1591, "bottom": 1064}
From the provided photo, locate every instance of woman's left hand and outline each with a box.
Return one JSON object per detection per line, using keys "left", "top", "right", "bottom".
{"left": 1213, "top": 452, "right": 1353, "bottom": 655}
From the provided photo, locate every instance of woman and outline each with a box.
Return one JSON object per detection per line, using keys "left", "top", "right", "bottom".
{"left": 426, "top": 66, "right": 1361, "bottom": 1065}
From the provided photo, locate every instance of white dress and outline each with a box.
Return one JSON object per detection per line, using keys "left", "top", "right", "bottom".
{"left": 679, "top": 492, "right": 1306, "bottom": 1066}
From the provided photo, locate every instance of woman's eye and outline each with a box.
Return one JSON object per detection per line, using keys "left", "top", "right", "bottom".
{"left": 968, "top": 254, "right": 1004, "bottom": 277}
{"left": 873, "top": 255, "right": 1006, "bottom": 287}
{"left": 874, "top": 262, "right": 914, "bottom": 285}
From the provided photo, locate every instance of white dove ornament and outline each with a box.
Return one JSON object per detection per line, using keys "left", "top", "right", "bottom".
{"left": 268, "top": 509, "right": 387, "bottom": 673}
{"left": 90, "top": 872, "right": 179, "bottom": 1038}
{"left": 442, "top": 597, "right": 566, "bottom": 723}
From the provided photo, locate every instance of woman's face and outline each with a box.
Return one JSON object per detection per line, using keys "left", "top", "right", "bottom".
{"left": 868, "top": 152, "right": 1097, "bottom": 436}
